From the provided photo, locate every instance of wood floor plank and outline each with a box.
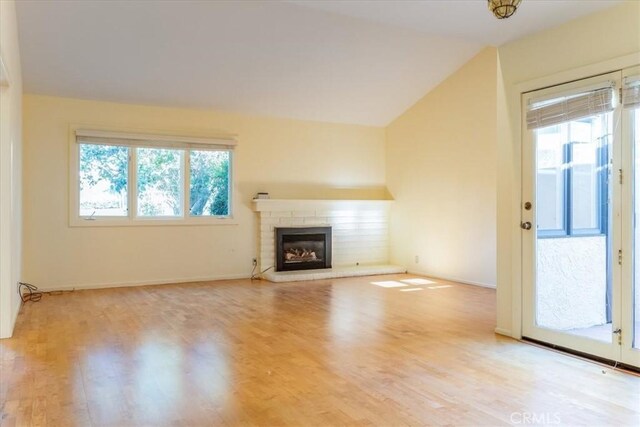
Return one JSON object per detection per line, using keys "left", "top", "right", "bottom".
{"left": 1, "top": 274, "right": 639, "bottom": 426}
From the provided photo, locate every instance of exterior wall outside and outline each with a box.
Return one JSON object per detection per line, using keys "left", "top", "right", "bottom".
{"left": 537, "top": 236, "right": 607, "bottom": 330}
{"left": 22, "top": 95, "right": 387, "bottom": 291}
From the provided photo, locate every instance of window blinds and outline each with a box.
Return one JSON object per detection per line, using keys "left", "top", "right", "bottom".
{"left": 526, "top": 85, "right": 615, "bottom": 130}
{"left": 622, "top": 76, "right": 640, "bottom": 109}
{"left": 75, "top": 129, "right": 237, "bottom": 150}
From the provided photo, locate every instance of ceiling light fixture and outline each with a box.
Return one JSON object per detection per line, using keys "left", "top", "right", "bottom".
{"left": 488, "top": 0, "right": 522, "bottom": 19}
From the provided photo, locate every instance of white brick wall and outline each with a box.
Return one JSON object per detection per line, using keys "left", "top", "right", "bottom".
{"left": 253, "top": 200, "right": 392, "bottom": 271}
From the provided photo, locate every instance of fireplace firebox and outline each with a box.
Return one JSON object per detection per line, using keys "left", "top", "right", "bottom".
{"left": 275, "top": 226, "right": 332, "bottom": 272}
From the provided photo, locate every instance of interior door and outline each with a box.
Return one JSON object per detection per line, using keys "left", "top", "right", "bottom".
{"left": 522, "top": 72, "right": 623, "bottom": 362}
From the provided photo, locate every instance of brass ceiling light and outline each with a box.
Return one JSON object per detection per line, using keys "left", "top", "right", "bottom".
{"left": 488, "top": 0, "right": 522, "bottom": 19}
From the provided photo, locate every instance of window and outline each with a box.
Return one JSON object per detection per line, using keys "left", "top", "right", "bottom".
{"left": 72, "top": 130, "right": 235, "bottom": 225}
{"left": 137, "top": 147, "right": 184, "bottom": 217}
{"left": 189, "top": 150, "right": 230, "bottom": 217}
{"left": 79, "top": 143, "right": 129, "bottom": 217}
{"left": 535, "top": 115, "right": 610, "bottom": 237}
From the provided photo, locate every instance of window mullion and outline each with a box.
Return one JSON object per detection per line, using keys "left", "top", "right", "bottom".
{"left": 598, "top": 135, "right": 605, "bottom": 234}
{"left": 184, "top": 150, "right": 190, "bottom": 218}
{"left": 565, "top": 134, "right": 572, "bottom": 236}
{"left": 130, "top": 148, "right": 137, "bottom": 220}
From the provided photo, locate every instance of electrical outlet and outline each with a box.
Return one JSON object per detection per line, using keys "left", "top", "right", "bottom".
{"left": 414, "top": 255, "right": 419, "bottom": 264}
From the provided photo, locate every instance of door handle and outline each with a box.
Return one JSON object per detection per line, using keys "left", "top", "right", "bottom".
{"left": 521, "top": 221, "right": 532, "bottom": 230}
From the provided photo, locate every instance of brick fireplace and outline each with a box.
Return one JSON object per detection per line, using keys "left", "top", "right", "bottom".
{"left": 252, "top": 199, "right": 396, "bottom": 279}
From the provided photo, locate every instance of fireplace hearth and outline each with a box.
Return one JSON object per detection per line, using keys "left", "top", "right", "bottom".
{"left": 275, "top": 226, "right": 332, "bottom": 272}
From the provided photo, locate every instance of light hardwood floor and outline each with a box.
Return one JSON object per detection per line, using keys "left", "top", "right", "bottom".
{"left": 1, "top": 274, "right": 639, "bottom": 426}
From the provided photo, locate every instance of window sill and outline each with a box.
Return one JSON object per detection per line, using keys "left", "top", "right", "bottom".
{"left": 69, "top": 217, "right": 239, "bottom": 227}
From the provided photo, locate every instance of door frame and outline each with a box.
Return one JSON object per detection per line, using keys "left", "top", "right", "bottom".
{"left": 506, "top": 53, "right": 640, "bottom": 341}
{"left": 520, "top": 71, "right": 623, "bottom": 362}
{"left": 620, "top": 65, "right": 640, "bottom": 366}
{"left": 0, "top": 53, "right": 12, "bottom": 339}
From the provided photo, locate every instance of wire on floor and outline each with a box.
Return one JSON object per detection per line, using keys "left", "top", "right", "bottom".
{"left": 18, "top": 282, "right": 43, "bottom": 302}
{"left": 251, "top": 266, "right": 273, "bottom": 280}
{"left": 18, "top": 282, "right": 75, "bottom": 303}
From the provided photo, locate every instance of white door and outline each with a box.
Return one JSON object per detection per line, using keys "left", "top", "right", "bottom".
{"left": 522, "top": 70, "right": 639, "bottom": 367}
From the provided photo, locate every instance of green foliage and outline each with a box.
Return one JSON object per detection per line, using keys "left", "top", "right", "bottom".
{"left": 81, "top": 144, "right": 230, "bottom": 217}
{"left": 210, "top": 159, "right": 229, "bottom": 216}
{"left": 137, "top": 148, "right": 182, "bottom": 216}
{"left": 189, "top": 151, "right": 230, "bottom": 216}
{"left": 79, "top": 144, "right": 128, "bottom": 193}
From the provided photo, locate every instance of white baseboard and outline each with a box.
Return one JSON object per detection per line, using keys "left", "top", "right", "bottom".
{"left": 37, "top": 273, "right": 251, "bottom": 292}
{"left": 494, "top": 327, "right": 513, "bottom": 337}
{"left": 30, "top": 270, "right": 495, "bottom": 294}
{"left": 406, "top": 269, "right": 496, "bottom": 289}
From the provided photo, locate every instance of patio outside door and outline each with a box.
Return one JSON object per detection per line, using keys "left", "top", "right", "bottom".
{"left": 522, "top": 69, "right": 640, "bottom": 368}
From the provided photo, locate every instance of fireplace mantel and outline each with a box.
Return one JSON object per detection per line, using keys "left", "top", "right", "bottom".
{"left": 252, "top": 199, "right": 393, "bottom": 212}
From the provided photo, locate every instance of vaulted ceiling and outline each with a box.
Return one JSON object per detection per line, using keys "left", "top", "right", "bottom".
{"left": 16, "top": 0, "right": 623, "bottom": 126}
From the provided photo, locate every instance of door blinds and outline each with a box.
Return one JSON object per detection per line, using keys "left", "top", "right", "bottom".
{"left": 526, "top": 84, "right": 615, "bottom": 130}
{"left": 622, "top": 76, "right": 640, "bottom": 109}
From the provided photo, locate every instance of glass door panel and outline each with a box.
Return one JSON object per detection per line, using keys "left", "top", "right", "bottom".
{"left": 535, "top": 115, "right": 612, "bottom": 343}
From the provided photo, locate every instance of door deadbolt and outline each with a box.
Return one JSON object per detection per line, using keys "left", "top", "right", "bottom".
{"left": 524, "top": 202, "right": 532, "bottom": 210}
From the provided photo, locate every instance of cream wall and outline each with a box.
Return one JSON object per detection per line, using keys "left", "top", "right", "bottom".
{"left": 496, "top": 1, "right": 640, "bottom": 336}
{"left": 0, "top": 0, "right": 23, "bottom": 338}
{"left": 18, "top": 1, "right": 640, "bottom": 336}
{"left": 23, "top": 95, "right": 386, "bottom": 290}
{"left": 386, "top": 47, "right": 497, "bottom": 287}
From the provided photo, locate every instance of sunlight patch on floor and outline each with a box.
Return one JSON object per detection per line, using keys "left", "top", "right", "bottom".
{"left": 370, "top": 281, "right": 407, "bottom": 288}
{"left": 370, "top": 279, "right": 452, "bottom": 291}
{"left": 401, "top": 278, "right": 436, "bottom": 285}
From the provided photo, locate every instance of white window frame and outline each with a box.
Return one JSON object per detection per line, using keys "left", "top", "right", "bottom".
{"left": 69, "top": 126, "right": 238, "bottom": 227}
